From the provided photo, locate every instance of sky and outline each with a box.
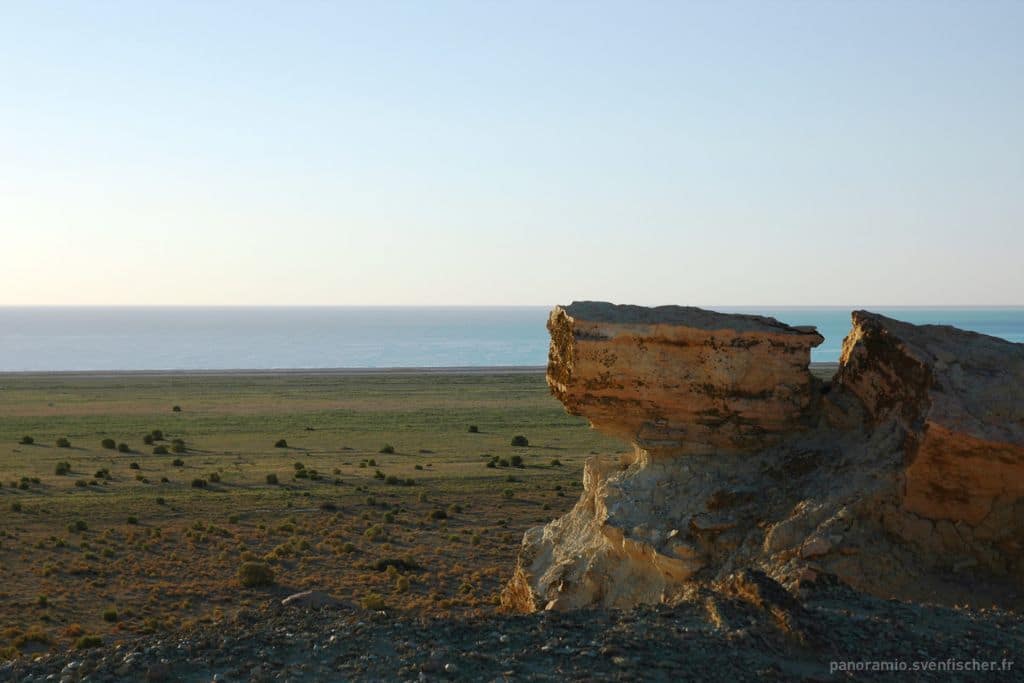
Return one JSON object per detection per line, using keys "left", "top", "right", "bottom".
{"left": 1, "top": 1, "right": 1022, "bottom": 306}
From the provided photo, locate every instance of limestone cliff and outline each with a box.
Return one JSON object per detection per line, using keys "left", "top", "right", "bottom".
{"left": 502, "top": 303, "right": 1024, "bottom": 613}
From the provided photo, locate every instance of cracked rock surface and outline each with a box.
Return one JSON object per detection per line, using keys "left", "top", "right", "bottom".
{"left": 503, "top": 303, "right": 1024, "bottom": 613}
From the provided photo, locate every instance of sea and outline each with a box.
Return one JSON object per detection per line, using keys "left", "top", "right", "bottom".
{"left": 0, "top": 306, "right": 1022, "bottom": 372}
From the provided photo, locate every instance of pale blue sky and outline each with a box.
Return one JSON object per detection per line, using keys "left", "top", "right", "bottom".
{"left": 2, "top": 1, "right": 1022, "bottom": 305}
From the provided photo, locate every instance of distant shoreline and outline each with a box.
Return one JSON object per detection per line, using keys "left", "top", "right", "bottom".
{"left": 0, "top": 362, "right": 842, "bottom": 379}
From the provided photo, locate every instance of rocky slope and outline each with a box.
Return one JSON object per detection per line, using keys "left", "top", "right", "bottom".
{"left": 5, "top": 577, "right": 1021, "bottom": 682}
{"left": 504, "top": 303, "right": 1024, "bottom": 613}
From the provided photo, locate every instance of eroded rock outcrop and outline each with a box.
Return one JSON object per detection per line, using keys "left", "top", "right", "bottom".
{"left": 502, "top": 302, "right": 1024, "bottom": 614}
{"left": 547, "top": 302, "right": 824, "bottom": 455}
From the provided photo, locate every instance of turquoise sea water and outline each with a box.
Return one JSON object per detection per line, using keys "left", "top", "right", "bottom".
{"left": 0, "top": 306, "right": 1021, "bottom": 371}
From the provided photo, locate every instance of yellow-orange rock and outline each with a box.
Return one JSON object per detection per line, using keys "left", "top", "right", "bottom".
{"left": 547, "top": 302, "right": 824, "bottom": 455}
{"left": 836, "top": 310, "right": 1024, "bottom": 526}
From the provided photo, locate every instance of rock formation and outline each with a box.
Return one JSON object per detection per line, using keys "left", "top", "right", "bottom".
{"left": 546, "top": 302, "right": 824, "bottom": 455}
{"left": 502, "top": 303, "right": 1024, "bottom": 613}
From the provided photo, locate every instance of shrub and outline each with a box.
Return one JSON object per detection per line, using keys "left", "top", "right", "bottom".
{"left": 266, "top": 473, "right": 279, "bottom": 485}
{"left": 117, "top": 443, "right": 131, "bottom": 453}
{"left": 129, "top": 462, "right": 140, "bottom": 470}
{"left": 155, "top": 497, "right": 165, "bottom": 505}
{"left": 550, "top": 459, "right": 562, "bottom": 467}
{"left": 503, "top": 488, "right": 514, "bottom": 498}
{"left": 380, "top": 445, "right": 395, "bottom": 454}
{"left": 319, "top": 501, "right": 337, "bottom": 511}
{"left": 70, "top": 520, "right": 87, "bottom": 532}
{"left": 414, "top": 464, "right": 423, "bottom": 470}
{"left": 372, "top": 557, "right": 421, "bottom": 572}
{"left": 191, "top": 478, "right": 207, "bottom": 488}
{"left": 274, "top": 439, "right": 288, "bottom": 448}
{"left": 172, "top": 458, "right": 184, "bottom": 467}
{"left": 294, "top": 469, "right": 309, "bottom": 479}
{"left": 467, "top": 425, "right": 479, "bottom": 433}
{"left": 510, "top": 455, "right": 524, "bottom": 468}
{"left": 385, "top": 475, "right": 400, "bottom": 485}
{"left": 143, "top": 434, "right": 154, "bottom": 445}
{"left": 429, "top": 509, "right": 447, "bottom": 520}
{"left": 171, "top": 442, "right": 187, "bottom": 454}
{"left": 10, "top": 502, "right": 22, "bottom": 512}
{"left": 94, "top": 469, "right": 109, "bottom": 479}
{"left": 74, "top": 479, "right": 88, "bottom": 488}
{"left": 126, "top": 516, "right": 138, "bottom": 525}
{"left": 153, "top": 445, "right": 169, "bottom": 455}
{"left": 360, "top": 593, "right": 386, "bottom": 610}
{"left": 151, "top": 430, "right": 164, "bottom": 441}
{"left": 511, "top": 435, "right": 529, "bottom": 447}
{"left": 342, "top": 542, "right": 356, "bottom": 553}
{"left": 294, "top": 462, "right": 305, "bottom": 471}
{"left": 498, "top": 458, "right": 510, "bottom": 468}
{"left": 208, "top": 472, "right": 221, "bottom": 483}
{"left": 102, "top": 607, "right": 118, "bottom": 622}
{"left": 485, "top": 460, "right": 496, "bottom": 468}
{"left": 374, "top": 470, "right": 385, "bottom": 479}
{"left": 55, "top": 461, "right": 71, "bottom": 476}
{"left": 101, "top": 438, "right": 116, "bottom": 450}
{"left": 75, "top": 635, "right": 103, "bottom": 650}
{"left": 56, "top": 437, "right": 71, "bottom": 448}
{"left": 172, "top": 405, "right": 182, "bottom": 412}
{"left": 160, "top": 476, "right": 169, "bottom": 483}
{"left": 237, "top": 561, "right": 275, "bottom": 587}
{"left": 19, "top": 435, "right": 34, "bottom": 445}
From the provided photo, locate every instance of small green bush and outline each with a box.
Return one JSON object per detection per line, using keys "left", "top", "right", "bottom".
{"left": 75, "top": 635, "right": 103, "bottom": 650}
{"left": 55, "top": 461, "right": 71, "bottom": 475}
{"left": 503, "top": 488, "right": 514, "bottom": 498}
{"left": 153, "top": 445, "right": 169, "bottom": 455}
{"left": 550, "top": 459, "right": 562, "bottom": 467}
{"left": 467, "top": 425, "right": 479, "bottom": 433}
{"left": 379, "top": 445, "right": 395, "bottom": 454}
{"left": 56, "top": 437, "right": 71, "bottom": 448}
{"left": 274, "top": 439, "right": 288, "bottom": 448}
{"left": 129, "top": 462, "right": 140, "bottom": 470}
{"left": 101, "top": 438, "right": 116, "bottom": 450}
{"left": 511, "top": 435, "right": 529, "bottom": 447}
{"left": 117, "top": 443, "right": 131, "bottom": 453}
{"left": 191, "top": 478, "right": 207, "bottom": 488}
{"left": 151, "top": 430, "right": 164, "bottom": 441}
{"left": 360, "top": 592, "right": 386, "bottom": 610}
{"left": 429, "top": 509, "right": 447, "bottom": 520}
{"left": 208, "top": 472, "right": 221, "bottom": 483}
{"left": 266, "top": 473, "right": 279, "bottom": 485}
{"left": 172, "top": 405, "right": 182, "bottom": 412}
{"left": 510, "top": 455, "right": 524, "bottom": 468}
{"left": 126, "top": 516, "right": 138, "bottom": 525}
{"left": 237, "top": 561, "right": 275, "bottom": 587}
{"left": 19, "top": 435, "right": 34, "bottom": 445}
{"left": 172, "top": 458, "right": 184, "bottom": 467}
{"left": 10, "top": 502, "right": 22, "bottom": 512}
{"left": 143, "top": 434, "right": 154, "bottom": 445}
{"left": 171, "top": 442, "right": 187, "bottom": 454}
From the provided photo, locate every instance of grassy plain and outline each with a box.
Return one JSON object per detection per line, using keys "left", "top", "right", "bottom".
{"left": 0, "top": 371, "right": 622, "bottom": 659}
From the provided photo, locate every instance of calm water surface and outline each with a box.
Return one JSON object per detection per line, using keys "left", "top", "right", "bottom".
{"left": 0, "top": 306, "right": 1021, "bottom": 371}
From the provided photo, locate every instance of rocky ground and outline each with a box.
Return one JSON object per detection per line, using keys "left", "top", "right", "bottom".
{"left": 4, "top": 575, "right": 1021, "bottom": 682}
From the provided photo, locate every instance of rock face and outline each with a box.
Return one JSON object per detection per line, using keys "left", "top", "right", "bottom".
{"left": 837, "top": 310, "right": 1024, "bottom": 526}
{"left": 547, "top": 302, "right": 824, "bottom": 455}
{"left": 502, "top": 303, "right": 1024, "bottom": 614}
